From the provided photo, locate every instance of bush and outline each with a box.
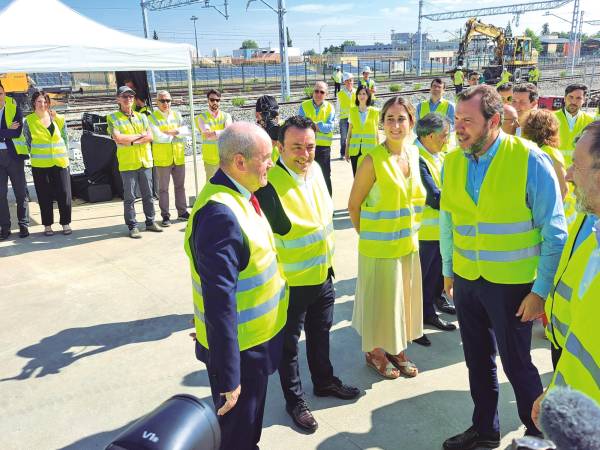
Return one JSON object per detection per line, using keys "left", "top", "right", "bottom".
{"left": 389, "top": 83, "right": 402, "bottom": 92}
{"left": 231, "top": 97, "right": 246, "bottom": 107}
{"left": 559, "top": 70, "right": 567, "bottom": 78}
{"left": 243, "top": 86, "right": 252, "bottom": 93}
{"left": 303, "top": 86, "right": 313, "bottom": 99}
{"left": 414, "top": 83, "right": 423, "bottom": 90}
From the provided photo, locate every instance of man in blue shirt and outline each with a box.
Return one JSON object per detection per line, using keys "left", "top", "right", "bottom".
{"left": 440, "top": 85, "right": 567, "bottom": 449}
{"left": 416, "top": 78, "right": 455, "bottom": 130}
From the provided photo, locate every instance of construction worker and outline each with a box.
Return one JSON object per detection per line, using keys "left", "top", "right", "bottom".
{"left": 195, "top": 89, "right": 232, "bottom": 181}
{"left": 453, "top": 66, "right": 464, "bottom": 95}
{"left": 512, "top": 82, "right": 538, "bottom": 136}
{"left": 440, "top": 85, "right": 567, "bottom": 449}
{"left": 357, "top": 66, "right": 376, "bottom": 99}
{"left": 298, "top": 81, "right": 335, "bottom": 196}
{"left": 148, "top": 90, "right": 190, "bottom": 227}
{"left": 497, "top": 82, "right": 514, "bottom": 105}
{"left": 531, "top": 122, "right": 600, "bottom": 425}
{"left": 331, "top": 66, "right": 342, "bottom": 96}
{"left": 255, "top": 115, "right": 359, "bottom": 433}
{"left": 496, "top": 67, "right": 511, "bottom": 88}
{"left": 107, "top": 86, "right": 162, "bottom": 239}
{"left": 336, "top": 72, "right": 356, "bottom": 160}
{"left": 413, "top": 113, "right": 456, "bottom": 348}
{"left": 528, "top": 65, "right": 540, "bottom": 86}
{"left": 417, "top": 78, "right": 455, "bottom": 126}
{"left": 0, "top": 81, "right": 29, "bottom": 240}
{"left": 345, "top": 85, "right": 379, "bottom": 175}
{"left": 184, "top": 122, "right": 288, "bottom": 450}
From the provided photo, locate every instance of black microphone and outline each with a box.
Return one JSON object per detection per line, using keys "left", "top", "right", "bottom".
{"left": 106, "top": 394, "right": 220, "bottom": 450}
{"left": 540, "top": 387, "right": 600, "bottom": 450}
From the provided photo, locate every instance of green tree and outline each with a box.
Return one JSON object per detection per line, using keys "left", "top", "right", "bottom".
{"left": 303, "top": 49, "right": 316, "bottom": 56}
{"left": 524, "top": 28, "right": 542, "bottom": 52}
{"left": 541, "top": 23, "right": 550, "bottom": 36}
{"left": 341, "top": 40, "right": 356, "bottom": 48}
{"left": 241, "top": 39, "right": 259, "bottom": 49}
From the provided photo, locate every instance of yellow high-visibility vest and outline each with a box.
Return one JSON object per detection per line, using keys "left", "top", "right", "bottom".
{"left": 440, "top": 135, "right": 542, "bottom": 284}
{"left": 336, "top": 88, "right": 356, "bottom": 120}
{"left": 347, "top": 106, "right": 379, "bottom": 157}
{"left": 267, "top": 163, "right": 334, "bottom": 286}
{"left": 419, "top": 99, "right": 450, "bottom": 119}
{"left": 23, "top": 113, "right": 69, "bottom": 168}
{"left": 555, "top": 109, "right": 595, "bottom": 165}
{"left": 107, "top": 110, "right": 153, "bottom": 171}
{"left": 540, "top": 144, "right": 577, "bottom": 228}
{"left": 184, "top": 182, "right": 289, "bottom": 351}
{"left": 453, "top": 70, "right": 464, "bottom": 86}
{"left": 149, "top": 110, "right": 186, "bottom": 167}
{"left": 359, "top": 143, "right": 426, "bottom": 258}
{"left": 418, "top": 144, "right": 444, "bottom": 241}
{"left": 301, "top": 100, "right": 334, "bottom": 147}
{"left": 195, "top": 110, "right": 230, "bottom": 165}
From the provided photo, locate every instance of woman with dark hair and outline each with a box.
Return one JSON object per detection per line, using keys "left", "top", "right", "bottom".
{"left": 348, "top": 96, "right": 426, "bottom": 378}
{"left": 22, "top": 90, "right": 72, "bottom": 236}
{"left": 345, "top": 85, "right": 379, "bottom": 175}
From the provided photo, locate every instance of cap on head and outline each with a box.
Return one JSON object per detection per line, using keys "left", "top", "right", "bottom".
{"left": 362, "top": 66, "right": 372, "bottom": 74}
{"left": 342, "top": 72, "right": 354, "bottom": 82}
{"left": 117, "top": 86, "right": 135, "bottom": 96}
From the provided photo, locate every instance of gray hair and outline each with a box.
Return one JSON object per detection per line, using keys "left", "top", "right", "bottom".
{"left": 415, "top": 113, "right": 449, "bottom": 138}
{"left": 218, "top": 121, "right": 271, "bottom": 166}
{"left": 156, "top": 90, "right": 171, "bottom": 98}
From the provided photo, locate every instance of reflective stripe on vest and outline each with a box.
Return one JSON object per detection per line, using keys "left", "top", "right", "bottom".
{"left": 11, "top": 96, "right": 29, "bottom": 156}
{"left": 149, "top": 110, "right": 186, "bottom": 166}
{"left": 337, "top": 88, "right": 356, "bottom": 120}
{"left": 359, "top": 144, "right": 425, "bottom": 258}
{"left": 440, "top": 135, "right": 542, "bottom": 284}
{"left": 184, "top": 182, "right": 289, "bottom": 351}
{"left": 107, "top": 110, "right": 153, "bottom": 171}
{"left": 25, "top": 113, "right": 69, "bottom": 168}
{"left": 545, "top": 213, "right": 596, "bottom": 348}
{"left": 348, "top": 106, "right": 379, "bottom": 157}
{"left": 419, "top": 99, "right": 450, "bottom": 119}
{"left": 268, "top": 163, "right": 334, "bottom": 286}
{"left": 195, "top": 110, "right": 229, "bottom": 165}
{"left": 301, "top": 100, "right": 334, "bottom": 147}
{"left": 418, "top": 144, "right": 444, "bottom": 241}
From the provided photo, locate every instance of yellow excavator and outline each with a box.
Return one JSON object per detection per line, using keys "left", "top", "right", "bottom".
{"left": 454, "top": 18, "right": 538, "bottom": 84}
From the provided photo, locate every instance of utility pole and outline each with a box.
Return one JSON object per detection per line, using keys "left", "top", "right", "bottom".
{"left": 140, "top": 1, "right": 157, "bottom": 92}
{"left": 417, "top": 0, "right": 424, "bottom": 76}
{"left": 190, "top": 16, "right": 199, "bottom": 63}
{"left": 569, "top": 0, "right": 580, "bottom": 74}
{"left": 317, "top": 25, "right": 325, "bottom": 54}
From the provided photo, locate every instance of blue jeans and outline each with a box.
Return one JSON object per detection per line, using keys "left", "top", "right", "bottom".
{"left": 339, "top": 119, "right": 349, "bottom": 158}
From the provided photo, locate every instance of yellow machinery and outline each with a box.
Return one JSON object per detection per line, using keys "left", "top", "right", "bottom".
{"left": 0, "top": 72, "right": 29, "bottom": 93}
{"left": 455, "top": 18, "right": 538, "bottom": 83}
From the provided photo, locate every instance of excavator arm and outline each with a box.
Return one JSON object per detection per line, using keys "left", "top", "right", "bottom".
{"left": 456, "top": 18, "right": 506, "bottom": 67}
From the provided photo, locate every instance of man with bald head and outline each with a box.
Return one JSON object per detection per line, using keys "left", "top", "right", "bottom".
{"left": 502, "top": 104, "right": 519, "bottom": 135}
{"left": 184, "top": 122, "right": 289, "bottom": 450}
{"left": 299, "top": 81, "right": 335, "bottom": 196}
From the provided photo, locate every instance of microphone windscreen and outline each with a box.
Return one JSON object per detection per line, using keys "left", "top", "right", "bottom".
{"left": 540, "top": 387, "right": 600, "bottom": 450}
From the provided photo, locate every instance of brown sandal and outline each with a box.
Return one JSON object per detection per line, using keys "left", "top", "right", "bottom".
{"left": 386, "top": 352, "right": 418, "bottom": 378}
{"left": 365, "top": 352, "right": 400, "bottom": 379}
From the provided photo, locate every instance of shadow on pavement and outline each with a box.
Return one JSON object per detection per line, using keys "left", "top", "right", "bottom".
{"left": 333, "top": 277, "right": 356, "bottom": 298}
{"left": 1, "top": 314, "right": 193, "bottom": 381}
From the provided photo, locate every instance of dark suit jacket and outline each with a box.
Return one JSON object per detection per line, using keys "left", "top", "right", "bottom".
{"left": 191, "top": 169, "right": 283, "bottom": 394}
{"left": 0, "top": 98, "right": 24, "bottom": 160}
{"left": 418, "top": 157, "right": 441, "bottom": 210}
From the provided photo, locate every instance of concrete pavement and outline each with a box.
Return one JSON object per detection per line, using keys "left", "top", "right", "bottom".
{"left": 0, "top": 143, "right": 554, "bottom": 450}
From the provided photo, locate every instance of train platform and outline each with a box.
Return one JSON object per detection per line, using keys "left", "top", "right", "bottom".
{"left": 0, "top": 141, "right": 554, "bottom": 450}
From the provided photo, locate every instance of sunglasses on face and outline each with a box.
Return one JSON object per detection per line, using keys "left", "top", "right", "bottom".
{"left": 158, "top": 99, "right": 172, "bottom": 103}
{"left": 314, "top": 90, "right": 326, "bottom": 94}
{"left": 209, "top": 97, "right": 221, "bottom": 102}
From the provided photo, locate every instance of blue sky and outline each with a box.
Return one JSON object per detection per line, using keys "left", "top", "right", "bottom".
{"left": 0, "top": 0, "right": 596, "bottom": 55}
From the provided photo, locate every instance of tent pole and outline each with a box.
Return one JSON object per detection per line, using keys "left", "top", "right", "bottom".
{"left": 188, "top": 68, "right": 199, "bottom": 197}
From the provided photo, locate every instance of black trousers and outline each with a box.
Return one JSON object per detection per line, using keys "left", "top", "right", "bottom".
{"left": 208, "top": 361, "right": 267, "bottom": 450}
{"left": 0, "top": 152, "right": 29, "bottom": 229}
{"left": 31, "top": 166, "right": 72, "bottom": 226}
{"left": 350, "top": 152, "right": 361, "bottom": 177}
{"left": 333, "top": 82, "right": 341, "bottom": 95}
{"left": 419, "top": 240, "right": 443, "bottom": 319}
{"left": 454, "top": 84, "right": 463, "bottom": 94}
{"left": 454, "top": 274, "right": 543, "bottom": 435}
{"left": 314, "top": 145, "right": 332, "bottom": 196}
{"left": 279, "top": 276, "right": 335, "bottom": 406}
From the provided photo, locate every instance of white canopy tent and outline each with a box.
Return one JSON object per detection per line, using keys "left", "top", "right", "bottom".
{"left": 0, "top": 0, "right": 201, "bottom": 193}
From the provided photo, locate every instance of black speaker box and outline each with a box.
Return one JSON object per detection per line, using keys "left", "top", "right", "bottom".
{"left": 84, "top": 183, "right": 113, "bottom": 203}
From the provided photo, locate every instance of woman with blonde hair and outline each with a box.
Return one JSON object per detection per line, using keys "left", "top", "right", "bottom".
{"left": 348, "top": 96, "right": 425, "bottom": 379}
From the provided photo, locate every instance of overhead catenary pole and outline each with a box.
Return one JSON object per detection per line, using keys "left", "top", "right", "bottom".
{"left": 569, "top": 0, "right": 580, "bottom": 74}
{"left": 187, "top": 67, "right": 199, "bottom": 196}
{"left": 417, "top": 0, "right": 423, "bottom": 76}
{"left": 190, "top": 15, "right": 199, "bottom": 63}
{"left": 140, "top": 1, "right": 157, "bottom": 93}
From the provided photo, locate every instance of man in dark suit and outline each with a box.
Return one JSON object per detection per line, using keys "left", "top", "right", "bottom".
{"left": 184, "top": 121, "right": 289, "bottom": 450}
{"left": 256, "top": 116, "right": 359, "bottom": 433}
{"left": 0, "top": 82, "right": 29, "bottom": 240}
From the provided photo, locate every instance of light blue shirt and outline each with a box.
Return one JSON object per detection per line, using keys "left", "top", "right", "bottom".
{"left": 416, "top": 99, "right": 455, "bottom": 129}
{"left": 579, "top": 217, "right": 600, "bottom": 298}
{"left": 439, "top": 132, "right": 568, "bottom": 298}
{"left": 224, "top": 172, "right": 251, "bottom": 200}
{"left": 298, "top": 100, "right": 336, "bottom": 135}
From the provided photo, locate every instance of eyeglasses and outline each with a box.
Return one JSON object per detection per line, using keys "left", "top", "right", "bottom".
{"left": 208, "top": 97, "right": 221, "bottom": 102}
{"left": 314, "top": 90, "right": 326, "bottom": 95}
{"left": 158, "top": 99, "right": 172, "bottom": 103}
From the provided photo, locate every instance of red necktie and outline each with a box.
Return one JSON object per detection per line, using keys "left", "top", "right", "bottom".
{"left": 249, "top": 193, "right": 262, "bottom": 216}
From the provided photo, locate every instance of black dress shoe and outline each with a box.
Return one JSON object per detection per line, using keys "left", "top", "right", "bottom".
{"left": 413, "top": 335, "right": 431, "bottom": 346}
{"left": 425, "top": 315, "right": 457, "bottom": 331}
{"left": 0, "top": 228, "right": 11, "bottom": 241}
{"left": 436, "top": 295, "right": 457, "bottom": 315}
{"left": 286, "top": 401, "right": 318, "bottom": 433}
{"left": 19, "top": 225, "right": 29, "bottom": 238}
{"left": 443, "top": 426, "right": 500, "bottom": 450}
{"left": 314, "top": 378, "right": 359, "bottom": 400}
